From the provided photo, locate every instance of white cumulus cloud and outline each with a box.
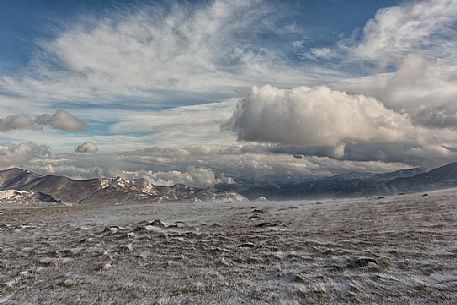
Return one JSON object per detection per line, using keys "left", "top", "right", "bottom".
{"left": 226, "top": 85, "right": 412, "bottom": 155}
{"left": 75, "top": 142, "right": 98, "bottom": 153}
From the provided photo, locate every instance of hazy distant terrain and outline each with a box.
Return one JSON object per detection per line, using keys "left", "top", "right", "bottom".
{"left": 1, "top": 189, "right": 457, "bottom": 304}
{"left": 3, "top": 163, "right": 457, "bottom": 205}
{"left": 222, "top": 163, "right": 457, "bottom": 200}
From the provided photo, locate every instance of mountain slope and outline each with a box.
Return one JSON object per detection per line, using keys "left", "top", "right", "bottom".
{"left": 0, "top": 168, "right": 248, "bottom": 204}
{"left": 219, "top": 163, "right": 457, "bottom": 200}
{"left": 2, "top": 163, "right": 457, "bottom": 203}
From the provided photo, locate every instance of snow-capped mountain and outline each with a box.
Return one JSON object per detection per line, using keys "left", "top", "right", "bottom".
{"left": 0, "top": 168, "right": 248, "bottom": 204}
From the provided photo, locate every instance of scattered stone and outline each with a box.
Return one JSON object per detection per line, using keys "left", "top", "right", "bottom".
{"left": 64, "top": 248, "right": 81, "bottom": 257}
{"left": 120, "top": 232, "right": 135, "bottom": 240}
{"left": 215, "top": 257, "right": 230, "bottom": 266}
{"left": 350, "top": 257, "right": 378, "bottom": 268}
{"left": 119, "top": 244, "right": 133, "bottom": 252}
{"left": 60, "top": 279, "right": 75, "bottom": 288}
{"left": 239, "top": 242, "right": 255, "bottom": 248}
{"left": 151, "top": 219, "right": 166, "bottom": 228}
{"left": 51, "top": 250, "right": 61, "bottom": 257}
{"left": 38, "top": 258, "right": 58, "bottom": 267}
{"left": 422, "top": 193, "right": 429, "bottom": 197}
{"left": 103, "top": 226, "right": 121, "bottom": 235}
{"left": 255, "top": 222, "right": 278, "bottom": 228}
{"left": 3, "top": 279, "right": 17, "bottom": 288}
{"left": 249, "top": 214, "right": 262, "bottom": 220}
{"left": 98, "top": 250, "right": 109, "bottom": 257}
{"left": 252, "top": 209, "right": 263, "bottom": 214}
{"left": 167, "top": 221, "right": 186, "bottom": 229}
{"left": 80, "top": 237, "right": 95, "bottom": 244}
{"left": 99, "top": 263, "right": 112, "bottom": 271}
{"left": 159, "top": 233, "right": 170, "bottom": 241}
{"left": 292, "top": 274, "right": 305, "bottom": 283}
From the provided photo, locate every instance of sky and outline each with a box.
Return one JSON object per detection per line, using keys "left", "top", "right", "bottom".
{"left": 1, "top": 0, "right": 457, "bottom": 187}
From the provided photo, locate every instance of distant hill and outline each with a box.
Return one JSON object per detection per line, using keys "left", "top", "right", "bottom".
{"left": 217, "top": 163, "right": 457, "bottom": 200}
{"left": 0, "top": 168, "right": 248, "bottom": 204}
{"left": 2, "top": 163, "right": 457, "bottom": 204}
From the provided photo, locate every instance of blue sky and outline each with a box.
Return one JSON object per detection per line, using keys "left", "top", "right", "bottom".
{"left": 0, "top": 0, "right": 401, "bottom": 145}
{"left": 0, "top": 0, "right": 399, "bottom": 72}
{"left": 1, "top": 0, "right": 457, "bottom": 184}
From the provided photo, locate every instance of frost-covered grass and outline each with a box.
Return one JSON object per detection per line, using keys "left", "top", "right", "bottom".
{"left": 1, "top": 190, "right": 457, "bottom": 304}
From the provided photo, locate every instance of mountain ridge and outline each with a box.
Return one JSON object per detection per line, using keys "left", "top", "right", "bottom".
{"left": 2, "top": 162, "right": 457, "bottom": 203}
{"left": 216, "top": 163, "right": 457, "bottom": 200}
{"left": 0, "top": 168, "right": 248, "bottom": 204}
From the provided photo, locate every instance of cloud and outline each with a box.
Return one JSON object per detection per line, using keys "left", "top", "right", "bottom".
{"left": 355, "top": 0, "right": 457, "bottom": 63}
{"left": 226, "top": 85, "right": 412, "bottom": 154}
{"left": 0, "top": 0, "right": 339, "bottom": 107}
{"left": 340, "top": 54, "right": 457, "bottom": 129}
{"left": 0, "top": 142, "right": 50, "bottom": 168}
{"left": 313, "top": 0, "right": 457, "bottom": 131}
{"left": 224, "top": 85, "right": 457, "bottom": 165}
{"left": 2, "top": 0, "right": 457, "bottom": 178}
{"left": 121, "top": 167, "right": 232, "bottom": 188}
{"left": 8, "top": 141, "right": 413, "bottom": 186}
{"left": 75, "top": 141, "right": 98, "bottom": 153}
{"left": 110, "top": 100, "right": 237, "bottom": 145}
{"left": 0, "top": 110, "right": 87, "bottom": 132}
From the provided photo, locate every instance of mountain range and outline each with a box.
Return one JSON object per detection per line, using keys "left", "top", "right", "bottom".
{"left": 0, "top": 168, "right": 247, "bottom": 205}
{"left": 216, "top": 163, "right": 457, "bottom": 200}
{"left": 1, "top": 162, "right": 457, "bottom": 204}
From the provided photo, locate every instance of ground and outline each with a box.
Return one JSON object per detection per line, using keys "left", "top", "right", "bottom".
{"left": 1, "top": 189, "right": 457, "bottom": 304}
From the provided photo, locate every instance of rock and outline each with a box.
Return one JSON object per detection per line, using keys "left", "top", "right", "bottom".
{"left": 103, "top": 226, "right": 121, "bottom": 235}
{"left": 120, "top": 232, "right": 135, "bottom": 240}
{"left": 239, "top": 242, "right": 255, "bottom": 248}
{"left": 51, "top": 250, "right": 61, "bottom": 257}
{"left": 255, "top": 222, "right": 278, "bottom": 228}
{"left": 60, "top": 279, "right": 75, "bottom": 288}
{"left": 98, "top": 250, "right": 109, "bottom": 257}
{"left": 99, "top": 263, "right": 112, "bottom": 271}
{"left": 151, "top": 219, "right": 166, "bottom": 228}
{"left": 80, "top": 237, "right": 95, "bottom": 244}
{"left": 292, "top": 274, "right": 305, "bottom": 283}
{"left": 38, "top": 258, "right": 58, "bottom": 267}
{"left": 119, "top": 244, "right": 133, "bottom": 252}
{"left": 350, "top": 257, "right": 378, "bottom": 268}
{"left": 215, "top": 257, "right": 230, "bottom": 267}
{"left": 252, "top": 209, "right": 263, "bottom": 214}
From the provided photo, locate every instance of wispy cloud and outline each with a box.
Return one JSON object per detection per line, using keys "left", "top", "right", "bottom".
{"left": 354, "top": 0, "right": 457, "bottom": 63}
{"left": 0, "top": 0, "right": 340, "bottom": 106}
